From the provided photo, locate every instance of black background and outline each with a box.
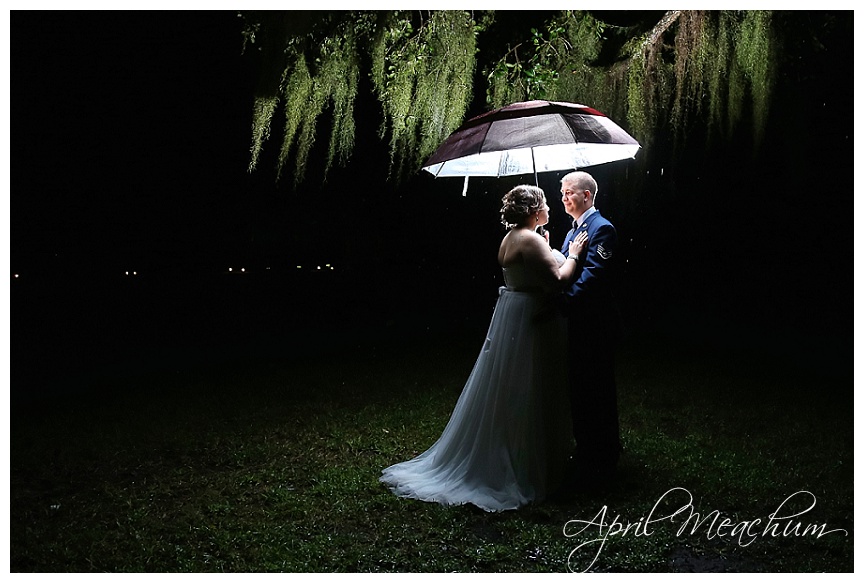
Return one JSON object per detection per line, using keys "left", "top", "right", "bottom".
{"left": 10, "top": 11, "right": 854, "bottom": 402}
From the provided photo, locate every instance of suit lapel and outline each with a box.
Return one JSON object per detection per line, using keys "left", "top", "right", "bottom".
{"left": 562, "top": 210, "right": 603, "bottom": 254}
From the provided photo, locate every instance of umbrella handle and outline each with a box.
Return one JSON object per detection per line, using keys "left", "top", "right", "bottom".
{"left": 531, "top": 147, "right": 538, "bottom": 186}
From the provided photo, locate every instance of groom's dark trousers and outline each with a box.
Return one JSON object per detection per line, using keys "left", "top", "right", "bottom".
{"left": 561, "top": 210, "right": 622, "bottom": 479}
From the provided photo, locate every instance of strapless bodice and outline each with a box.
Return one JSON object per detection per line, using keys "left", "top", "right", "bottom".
{"left": 501, "top": 249, "right": 566, "bottom": 292}
{"left": 502, "top": 263, "right": 538, "bottom": 292}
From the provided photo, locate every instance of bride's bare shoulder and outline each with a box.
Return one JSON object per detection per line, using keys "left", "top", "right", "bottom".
{"left": 518, "top": 230, "right": 548, "bottom": 251}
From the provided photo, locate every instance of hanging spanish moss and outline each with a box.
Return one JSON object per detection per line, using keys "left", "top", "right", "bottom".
{"left": 370, "top": 11, "right": 477, "bottom": 180}
{"left": 242, "top": 10, "right": 780, "bottom": 186}
{"left": 243, "top": 10, "right": 476, "bottom": 186}
{"left": 249, "top": 95, "right": 278, "bottom": 174}
{"left": 734, "top": 10, "right": 776, "bottom": 146}
{"left": 274, "top": 31, "right": 360, "bottom": 184}
{"left": 487, "top": 10, "right": 778, "bottom": 152}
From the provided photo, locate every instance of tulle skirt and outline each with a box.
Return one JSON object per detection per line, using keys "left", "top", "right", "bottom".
{"left": 380, "top": 287, "right": 572, "bottom": 511}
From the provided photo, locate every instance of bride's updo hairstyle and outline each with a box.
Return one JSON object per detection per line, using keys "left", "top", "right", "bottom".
{"left": 500, "top": 185, "right": 545, "bottom": 229}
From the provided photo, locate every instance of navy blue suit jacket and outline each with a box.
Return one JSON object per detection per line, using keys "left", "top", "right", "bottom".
{"left": 560, "top": 209, "right": 618, "bottom": 331}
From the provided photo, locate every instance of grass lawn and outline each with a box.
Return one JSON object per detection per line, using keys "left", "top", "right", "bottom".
{"left": 10, "top": 305, "right": 853, "bottom": 572}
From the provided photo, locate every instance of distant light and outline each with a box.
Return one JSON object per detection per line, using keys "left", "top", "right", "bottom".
{"left": 228, "top": 268, "right": 233, "bottom": 272}
{"left": 241, "top": 268, "right": 245, "bottom": 273}
{"left": 125, "top": 271, "right": 129, "bottom": 275}
{"left": 325, "top": 264, "right": 331, "bottom": 267}
{"left": 296, "top": 266, "right": 302, "bottom": 269}
{"left": 133, "top": 271, "right": 137, "bottom": 275}
{"left": 13, "top": 274, "right": 19, "bottom": 278}
{"left": 317, "top": 266, "right": 321, "bottom": 270}
{"left": 266, "top": 267, "right": 271, "bottom": 270}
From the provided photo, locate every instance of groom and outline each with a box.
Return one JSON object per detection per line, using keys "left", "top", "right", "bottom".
{"left": 559, "top": 170, "right": 622, "bottom": 486}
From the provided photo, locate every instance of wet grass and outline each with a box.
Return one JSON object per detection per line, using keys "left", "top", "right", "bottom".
{"left": 10, "top": 311, "right": 853, "bottom": 572}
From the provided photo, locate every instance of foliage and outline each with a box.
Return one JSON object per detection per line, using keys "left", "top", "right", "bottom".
{"left": 246, "top": 14, "right": 361, "bottom": 185}
{"left": 243, "top": 10, "right": 477, "bottom": 186}
{"left": 369, "top": 11, "right": 478, "bottom": 180}
{"left": 489, "top": 10, "right": 777, "bottom": 151}
{"left": 243, "top": 10, "right": 781, "bottom": 186}
{"left": 277, "top": 32, "right": 359, "bottom": 184}
{"left": 486, "top": 12, "right": 606, "bottom": 110}
{"left": 734, "top": 11, "right": 776, "bottom": 145}
{"left": 249, "top": 96, "right": 278, "bottom": 175}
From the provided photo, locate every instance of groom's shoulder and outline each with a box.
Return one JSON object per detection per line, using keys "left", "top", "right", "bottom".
{"left": 588, "top": 212, "right": 615, "bottom": 231}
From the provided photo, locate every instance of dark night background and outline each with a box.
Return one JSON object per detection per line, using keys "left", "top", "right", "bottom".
{"left": 9, "top": 10, "right": 853, "bottom": 414}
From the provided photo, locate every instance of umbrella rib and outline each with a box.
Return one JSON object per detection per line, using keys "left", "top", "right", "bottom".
{"left": 559, "top": 113, "right": 581, "bottom": 149}
{"left": 474, "top": 122, "right": 494, "bottom": 156}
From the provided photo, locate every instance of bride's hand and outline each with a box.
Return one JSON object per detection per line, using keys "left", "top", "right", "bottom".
{"left": 568, "top": 231, "right": 589, "bottom": 258}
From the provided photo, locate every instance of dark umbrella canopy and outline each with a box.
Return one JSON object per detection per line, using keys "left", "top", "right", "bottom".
{"left": 423, "top": 100, "right": 640, "bottom": 179}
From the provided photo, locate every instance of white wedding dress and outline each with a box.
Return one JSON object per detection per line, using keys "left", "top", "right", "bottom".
{"left": 380, "top": 251, "right": 573, "bottom": 511}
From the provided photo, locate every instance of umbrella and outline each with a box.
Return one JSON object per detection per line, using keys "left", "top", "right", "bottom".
{"left": 422, "top": 100, "right": 640, "bottom": 189}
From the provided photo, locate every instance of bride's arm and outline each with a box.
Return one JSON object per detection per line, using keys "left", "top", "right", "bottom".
{"left": 522, "top": 231, "right": 587, "bottom": 286}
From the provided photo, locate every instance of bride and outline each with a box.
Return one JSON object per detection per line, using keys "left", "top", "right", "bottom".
{"left": 380, "top": 185, "right": 587, "bottom": 511}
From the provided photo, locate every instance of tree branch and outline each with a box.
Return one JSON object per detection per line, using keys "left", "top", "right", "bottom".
{"left": 640, "top": 10, "right": 682, "bottom": 53}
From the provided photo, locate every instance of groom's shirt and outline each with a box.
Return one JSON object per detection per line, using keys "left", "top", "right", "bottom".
{"left": 575, "top": 206, "right": 597, "bottom": 229}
